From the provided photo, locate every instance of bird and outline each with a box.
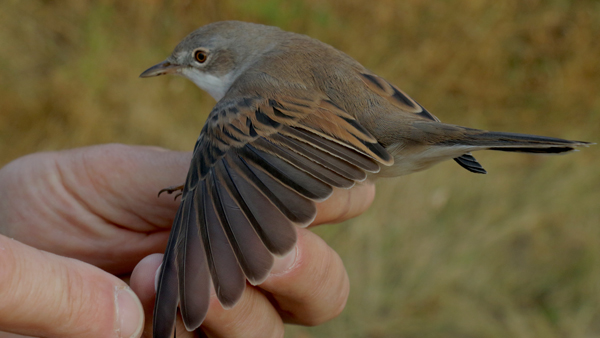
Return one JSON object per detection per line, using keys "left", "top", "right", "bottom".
{"left": 139, "top": 20, "right": 591, "bottom": 337}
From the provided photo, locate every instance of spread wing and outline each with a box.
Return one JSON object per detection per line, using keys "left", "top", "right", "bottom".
{"left": 153, "top": 90, "right": 393, "bottom": 337}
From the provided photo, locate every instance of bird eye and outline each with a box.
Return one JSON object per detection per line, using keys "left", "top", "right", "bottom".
{"left": 194, "top": 50, "right": 208, "bottom": 63}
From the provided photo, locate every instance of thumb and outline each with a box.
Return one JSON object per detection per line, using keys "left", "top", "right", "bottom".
{"left": 0, "top": 235, "right": 144, "bottom": 338}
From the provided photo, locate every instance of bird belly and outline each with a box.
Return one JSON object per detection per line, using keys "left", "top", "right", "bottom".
{"left": 375, "top": 144, "right": 479, "bottom": 178}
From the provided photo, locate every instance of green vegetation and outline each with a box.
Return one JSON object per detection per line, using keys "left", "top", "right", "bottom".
{"left": 1, "top": 1, "right": 598, "bottom": 337}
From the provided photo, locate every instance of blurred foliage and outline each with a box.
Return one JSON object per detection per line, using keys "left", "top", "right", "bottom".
{"left": 1, "top": 0, "right": 599, "bottom": 337}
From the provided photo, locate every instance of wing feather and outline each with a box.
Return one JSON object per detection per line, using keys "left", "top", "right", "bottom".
{"left": 359, "top": 71, "right": 490, "bottom": 173}
{"left": 227, "top": 153, "right": 316, "bottom": 227}
{"left": 212, "top": 160, "right": 274, "bottom": 284}
{"left": 252, "top": 137, "right": 355, "bottom": 189}
{"left": 280, "top": 126, "right": 381, "bottom": 172}
{"left": 240, "top": 143, "right": 334, "bottom": 201}
{"left": 152, "top": 206, "right": 182, "bottom": 338}
{"left": 198, "top": 179, "right": 246, "bottom": 308}
{"left": 268, "top": 133, "right": 367, "bottom": 181}
{"left": 176, "top": 194, "right": 211, "bottom": 331}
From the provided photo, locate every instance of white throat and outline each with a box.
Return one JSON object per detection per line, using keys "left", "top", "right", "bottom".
{"left": 180, "top": 68, "right": 235, "bottom": 101}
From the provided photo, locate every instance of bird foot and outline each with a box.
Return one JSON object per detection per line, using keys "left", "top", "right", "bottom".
{"left": 158, "top": 184, "right": 184, "bottom": 201}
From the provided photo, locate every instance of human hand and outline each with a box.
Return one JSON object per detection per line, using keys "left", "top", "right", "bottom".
{"left": 0, "top": 144, "right": 375, "bottom": 337}
{"left": 0, "top": 144, "right": 186, "bottom": 337}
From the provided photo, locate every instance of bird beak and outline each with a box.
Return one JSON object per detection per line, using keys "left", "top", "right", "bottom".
{"left": 139, "top": 61, "right": 181, "bottom": 78}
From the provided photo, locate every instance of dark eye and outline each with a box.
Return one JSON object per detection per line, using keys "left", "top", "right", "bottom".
{"left": 194, "top": 50, "right": 208, "bottom": 63}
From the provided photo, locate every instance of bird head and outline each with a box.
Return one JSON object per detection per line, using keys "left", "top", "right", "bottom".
{"left": 139, "top": 21, "right": 282, "bottom": 101}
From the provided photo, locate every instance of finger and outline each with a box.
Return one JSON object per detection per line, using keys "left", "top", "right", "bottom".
{"left": 259, "top": 228, "right": 349, "bottom": 326}
{"left": 130, "top": 254, "right": 162, "bottom": 337}
{"left": 201, "top": 285, "right": 284, "bottom": 338}
{"left": 312, "top": 182, "right": 376, "bottom": 226}
{"left": 0, "top": 235, "right": 144, "bottom": 338}
{"left": 0, "top": 145, "right": 191, "bottom": 274}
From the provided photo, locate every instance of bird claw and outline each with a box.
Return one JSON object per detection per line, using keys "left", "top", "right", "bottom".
{"left": 158, "top": 184, "right": 184, "bottom": 201}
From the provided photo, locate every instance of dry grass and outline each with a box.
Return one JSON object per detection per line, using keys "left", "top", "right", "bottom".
{"left": 1, "top": 1, "right": 599, "bottom": 337}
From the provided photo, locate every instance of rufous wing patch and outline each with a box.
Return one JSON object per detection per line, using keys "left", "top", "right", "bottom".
{"left": 359, "top": 72, "right": 441, "bottom": 122}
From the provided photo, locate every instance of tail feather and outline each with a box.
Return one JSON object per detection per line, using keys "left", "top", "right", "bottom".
{"left": 458, "top": 130, "right": 592, "bottom": 154}
{"left": 385, "top": 122, "right": 591, "bottom": 176}
{"left": 488, "top": 146, "right": 576, "bottom": 154}
{"left": 453, "top": 153, "right": 487, "bottom": 174}
{"left": 447, "top": 129, "right": 592, "bottom": 174}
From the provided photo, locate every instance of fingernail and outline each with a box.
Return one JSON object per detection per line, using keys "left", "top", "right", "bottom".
{"left": 209, "top": 281, "right": 216, "bottom": 298}
{"left": 115, "top": 286, "right": 144, "bottom": 338}
{"left": 270, "top": 246, "right": 298, "bottom": 276}
{"left": 154, "top": 263, "right": 163, "bottom": 292}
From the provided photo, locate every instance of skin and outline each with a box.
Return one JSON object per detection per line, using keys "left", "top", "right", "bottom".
{"left": 0, "top": 144, "right": 375, "bottom": 338}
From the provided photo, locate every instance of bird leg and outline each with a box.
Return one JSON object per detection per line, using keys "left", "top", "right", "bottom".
{"left": 158, "top": 184, "right": 184, "bottom": 201}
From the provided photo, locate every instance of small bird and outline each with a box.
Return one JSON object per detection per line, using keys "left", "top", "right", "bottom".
{"left": 140, "top": 21, "right": 590, "bottom": 337}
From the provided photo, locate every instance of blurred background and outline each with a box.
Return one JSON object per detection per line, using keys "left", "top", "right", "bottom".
{"left": 1, "top": 0, "right": 599, "bottom": 337}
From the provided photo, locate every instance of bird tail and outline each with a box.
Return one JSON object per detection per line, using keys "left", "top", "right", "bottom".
{"left": 441, "top": 128, "right": 593, "bottom": 174}
{"left": 459, "top": 130, "right": 592, "bottom": 154}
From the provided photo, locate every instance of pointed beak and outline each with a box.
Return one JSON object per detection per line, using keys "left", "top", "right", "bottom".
{"left": 139, "top": 61, "right": 181, "bottom": 78}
